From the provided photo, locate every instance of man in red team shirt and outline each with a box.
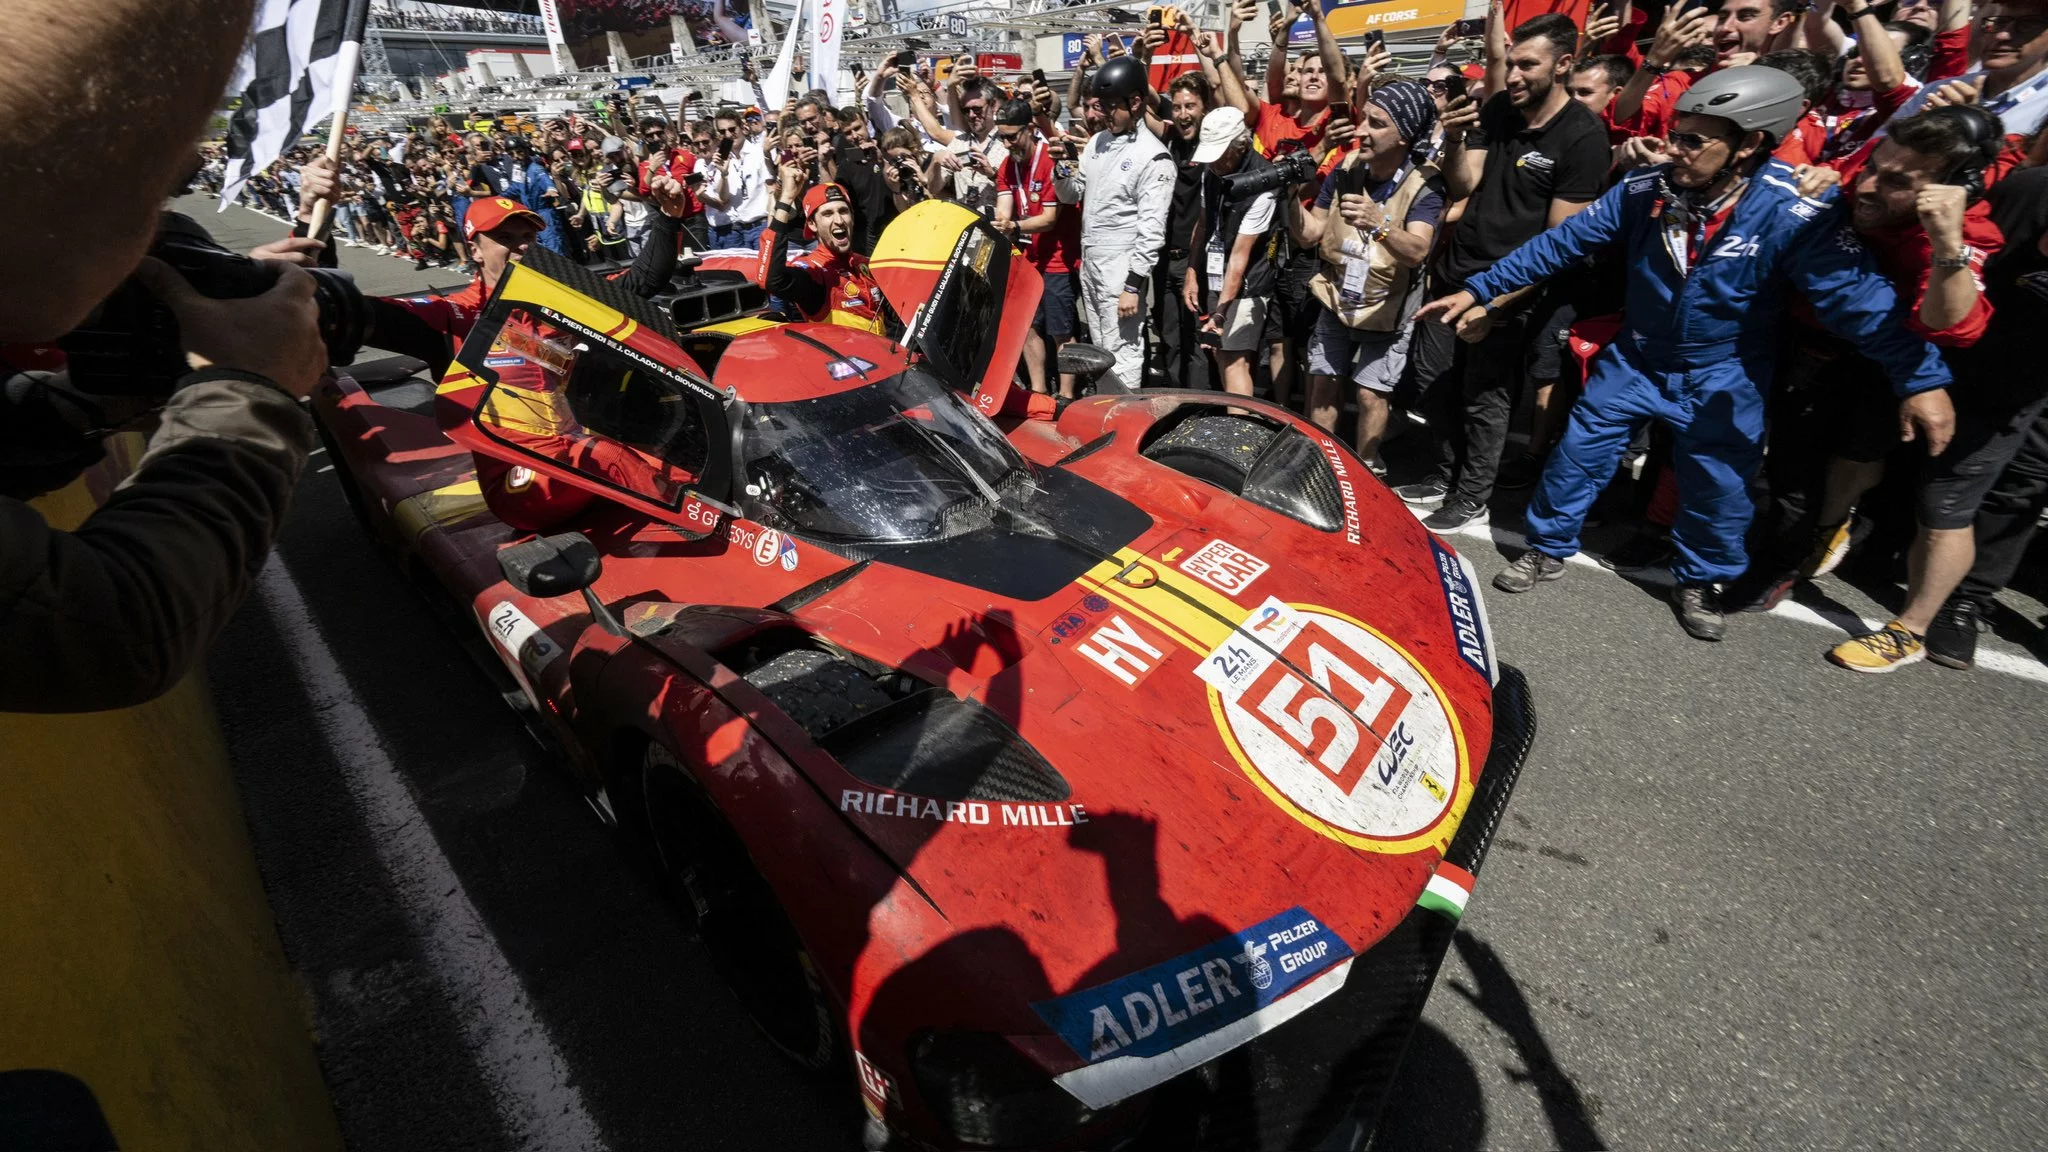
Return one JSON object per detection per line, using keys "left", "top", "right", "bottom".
{"left": 758, "top": 166, "right": 886, "bottom": 334}
{"left": 991, "top": 99, "right": 1079, "bottom": 396}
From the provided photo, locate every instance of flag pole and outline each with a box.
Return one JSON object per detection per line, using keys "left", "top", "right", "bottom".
{"left": 308, "top": 0, "right": 373, "bottom": 238}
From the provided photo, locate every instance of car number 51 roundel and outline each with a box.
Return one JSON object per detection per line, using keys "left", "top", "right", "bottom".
{"left": 1198, "top": 599, "right": 1471, "bottom": 855}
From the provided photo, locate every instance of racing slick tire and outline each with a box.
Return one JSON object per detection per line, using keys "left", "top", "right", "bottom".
{"left": 639, "top": 740, "right": 844, "bottom": 1072}
{"left": 741, "top": 649, "right": 894, "bottom": 739}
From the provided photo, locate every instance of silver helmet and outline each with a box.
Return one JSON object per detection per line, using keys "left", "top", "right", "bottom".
{"left": 1674, "top": 66, "right": 1807, "bottom": 145}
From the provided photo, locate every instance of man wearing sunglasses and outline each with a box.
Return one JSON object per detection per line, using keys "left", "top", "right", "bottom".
{"left": 1889, "top": 1, "right": 2048, "bottom": 137}
{"left": 1418, "top": 67, "right": 1952, "bottom": 642}
{"left": 908, "top": 77, "right": 1006, "bottom": 216}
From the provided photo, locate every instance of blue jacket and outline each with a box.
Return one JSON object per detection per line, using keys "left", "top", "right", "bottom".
{"left": 509, "top": 158, "right": 568, "bottom": 254}
{"left": 1466, "top": 160, "right": 1950, "bottom": 397}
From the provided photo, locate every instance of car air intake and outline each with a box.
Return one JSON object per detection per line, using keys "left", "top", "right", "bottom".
{"left": 1141, "top": 412, "right": 1346, "bottom": 533}
{"left": 824, "top": 689, "right": 1071, "bottom": 802}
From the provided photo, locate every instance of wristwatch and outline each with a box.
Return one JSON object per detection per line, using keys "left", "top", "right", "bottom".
{"left": 1641, "top": 61, "right": 1671, "bottom": 76}
{"left": 1932, "top": 248, "right": 1972, "bottom": 270}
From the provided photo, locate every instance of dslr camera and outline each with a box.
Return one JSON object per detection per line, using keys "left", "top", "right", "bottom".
{"left": 60, "top": 212, "right": 372, "bottom": 395}
{"left": 891, "top": 155, "right": 928, "bottom": 203}
{"left": 1223, "top": 150, "right": 1321, "bottom": 202}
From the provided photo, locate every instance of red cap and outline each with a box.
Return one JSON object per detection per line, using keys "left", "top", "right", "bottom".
{"left": 1461, "top": 63, "right": 1485, "bottom": 81}
{"left": 463, "top": 195, "right": 544, "bottom": 241}
{"left": 567, "top": 138, "right": 585, "bottom": 151}
{"left": 801, "top": 183, "right": 850, "bottom": 239}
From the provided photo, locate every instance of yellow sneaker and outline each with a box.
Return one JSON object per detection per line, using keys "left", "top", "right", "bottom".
{"left": 1800, "top": 516, "right": 1857, "bottom": 578}
{"left": 1827, "top": 622, "right": 1926, "bottom": 673}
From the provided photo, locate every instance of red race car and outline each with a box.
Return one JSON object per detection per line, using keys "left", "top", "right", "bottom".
{"left": 313, "top": 202, "right": 1534, "bottom": 1150}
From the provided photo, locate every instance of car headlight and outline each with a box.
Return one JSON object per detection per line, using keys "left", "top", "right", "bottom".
{"left": 908, "top": 1029, "right": 1099, "bottom": 1148}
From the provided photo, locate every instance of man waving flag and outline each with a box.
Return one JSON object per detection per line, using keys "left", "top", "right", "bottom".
{"left": 218, "top": 0, "right": 367, "bottom": 207}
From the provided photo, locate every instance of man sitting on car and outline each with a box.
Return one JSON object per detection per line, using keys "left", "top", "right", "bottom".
{"left": 758, "top": 162, "right": 887, "bottom": 333}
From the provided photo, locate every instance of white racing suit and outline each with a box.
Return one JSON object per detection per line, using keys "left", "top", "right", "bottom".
{"left": 1055, "top": 123, "right": 1176, "bottom": 392}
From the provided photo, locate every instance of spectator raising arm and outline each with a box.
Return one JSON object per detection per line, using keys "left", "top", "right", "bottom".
{"left": 1218, "top": 0, "right": 1259, "bottom": 116}
{"left": 1803, "top": 0, "right": 1849, "bottom": 57}
{"left": 1438, "top": 94, "right": 1486, "bottom": 200}
{"left": 1303, "top": 0, "right": 1353, "bottom": 99}
{"left": 1848, "top": 0, "right": 1911, "bottom": 94}
{"left": 1485, "top": 0, "right": 1511, "bottom": 106}
{"left": 1612, "top": 5, "right": 1716, "bottom": 127}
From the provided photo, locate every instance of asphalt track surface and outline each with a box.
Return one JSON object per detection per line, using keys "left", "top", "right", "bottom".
{"left": 188, "top": 196, "right": 2048, "bottom": 1151}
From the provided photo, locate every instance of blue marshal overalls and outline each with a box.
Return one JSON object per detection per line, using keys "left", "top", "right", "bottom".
{"left": 1465, "top": 159, "right": 1952, "bottom": 584}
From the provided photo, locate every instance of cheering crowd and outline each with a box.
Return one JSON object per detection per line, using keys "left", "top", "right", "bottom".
{"left": 233, "top": 0, "right": 2048, "bottom": 673}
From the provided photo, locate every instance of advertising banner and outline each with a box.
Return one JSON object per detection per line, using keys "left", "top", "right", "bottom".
{"left": 550, "top": 0, "right": 752, "bottom": 69}
{"left": 1284, "top": 0, "right": 1467, "bottom": 46}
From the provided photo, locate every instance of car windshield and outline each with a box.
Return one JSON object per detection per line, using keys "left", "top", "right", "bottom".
{"left": 737, "top": 367, "right": 1027, "bottom": 544}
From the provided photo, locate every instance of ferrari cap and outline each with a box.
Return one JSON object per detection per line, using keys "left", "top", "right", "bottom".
{"left": 1192, "top": 106, "right": 1249, "bottom": 164}
{"left": 463, "top": 196, "right": 544, "bottom": 240}
{"left": 801, "top": 182, "right": 850, "bottom": 239}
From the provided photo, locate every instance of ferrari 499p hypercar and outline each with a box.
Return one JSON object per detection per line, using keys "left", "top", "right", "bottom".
{"left": 313, "top": 201, "right": 1534, "bottom": 1150}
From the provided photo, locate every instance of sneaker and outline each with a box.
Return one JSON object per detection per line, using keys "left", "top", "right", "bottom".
{"left": 1596, "top": 531, "right": 1675, "bottom": 573}
{"left": 1364, "top": 457, "right": 1389, "bottom": 481}
{"left": 1800, "top": 515, "right": 1857, "bottom": 578}
{"left": 1394, "top": 477, "right": 1450, "bottom": 507}
{"left": 1734, "top": 573, "right": 1797, "bottom": 614}
{"left": 1924, "top": 599, "right": 1982, "bottom": 670}
{"left": 1496, "top": 452, "right": 1544, "bottom": 491}
{"left": 1827, "top": 620, "right": 1925, "bottom": 673}
{"left": 1423, "top": 497, "right": 1489, "bottom": 534}
{"left": 1493, "top": 551, "right": 1565, "bottom": 593}
{"left": 1670, "top": 582, "right": 1726, "bottom": 641}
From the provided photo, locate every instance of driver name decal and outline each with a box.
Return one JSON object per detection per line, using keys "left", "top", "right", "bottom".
{"left": 1032, "top": 907, "right": 1352, "bottom": 1063}
{"left": 1200, "top": 599, "right": 1463, "bottom": 849}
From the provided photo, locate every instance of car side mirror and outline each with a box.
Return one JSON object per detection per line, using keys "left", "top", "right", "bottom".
{"left": 1057, "top": 342, "right": 1115, "bottom": 383}
{"left": 496, "top": 532, "right": 625, "bottom": 635}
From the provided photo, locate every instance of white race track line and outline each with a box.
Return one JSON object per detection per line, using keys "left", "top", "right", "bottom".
{"left": 258, "top": 556, "right": 610, "bottom": 1152}
{"left": 1433, "top": 518, "right": 2048, "bottom": 688}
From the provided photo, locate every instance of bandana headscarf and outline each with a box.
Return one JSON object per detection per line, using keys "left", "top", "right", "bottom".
{"left": 1369, "top": 80, "right": 1439, "bottom": 149}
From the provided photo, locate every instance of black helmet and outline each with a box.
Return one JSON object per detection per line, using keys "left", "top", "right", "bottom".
{"left": 1091, "top": 57, "right": 1147, "bottom": 104}
{"left": 1675, "top": 66, "right": 1807, "bottom": 146}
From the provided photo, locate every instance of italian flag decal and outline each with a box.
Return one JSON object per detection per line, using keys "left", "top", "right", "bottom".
{"left": 1417, "top": 863, "right": 1475, "bottom": 922}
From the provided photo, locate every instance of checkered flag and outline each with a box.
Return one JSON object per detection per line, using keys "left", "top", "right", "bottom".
{"left": 217, "top": 0, "right": 367, "bottom": 207}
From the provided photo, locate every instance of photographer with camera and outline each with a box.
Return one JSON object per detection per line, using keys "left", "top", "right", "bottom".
{"left": 1056, "top": 57, "right": 1177, "bottom": 394}
{"left": 759, "top": 163, "right": 887, "bottom": 334}
{"left": 877, "top": 127, "right": 935, "bottom": 220}
{"left": 1291, "top": 80, "right": 1446, "bottom": 477}
{"left": 0, "top": 0, "right": 335, "bottom": 712}
{"left": 1184, "top": 107, "right": 1280, "bottom": 400}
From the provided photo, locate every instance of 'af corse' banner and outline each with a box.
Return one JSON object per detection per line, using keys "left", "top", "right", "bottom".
{"left": 1287, "top": 0, "right": 1468, "bottom": 45}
